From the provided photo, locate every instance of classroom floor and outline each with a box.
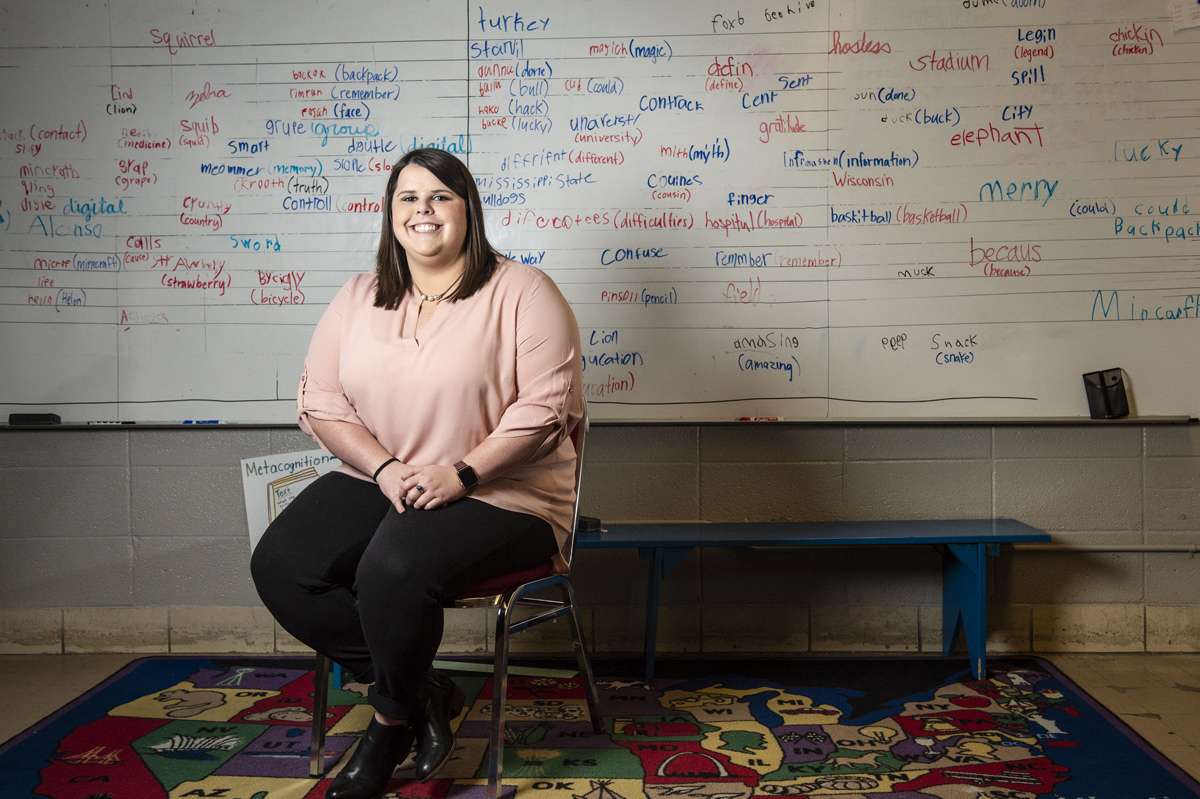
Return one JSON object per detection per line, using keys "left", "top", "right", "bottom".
{"left": 1, "top": 652, "right": 1198, "bottom": 781}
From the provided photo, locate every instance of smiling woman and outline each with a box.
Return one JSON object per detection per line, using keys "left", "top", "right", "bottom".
{"left": 251, "top": 147, "right": 583, "bottom": 799}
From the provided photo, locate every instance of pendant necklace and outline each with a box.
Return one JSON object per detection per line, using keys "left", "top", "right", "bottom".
{"left": 412, "top": 271, "right": 463, "bottom": 303}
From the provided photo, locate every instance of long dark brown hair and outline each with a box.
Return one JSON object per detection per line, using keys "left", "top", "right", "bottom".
{"left": 374, "top": 148, "right": 499, "bottom": 309}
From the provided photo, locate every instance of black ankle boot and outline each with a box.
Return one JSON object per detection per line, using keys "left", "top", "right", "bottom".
{"left": 327, "top": 717, "right": 415, "bottom": 799}
{"left": 414, "top": 670, "right": 466, "bottom": 782}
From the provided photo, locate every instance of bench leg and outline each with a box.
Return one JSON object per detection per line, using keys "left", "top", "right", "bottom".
{"left": 644, "top": 549, "right": 663, "bottom": 687}
{"left": 636, "top": 546, "right": 694, "bottom": 687}
{"left": 942, "top": 543, "right": 987, "bottom": 680}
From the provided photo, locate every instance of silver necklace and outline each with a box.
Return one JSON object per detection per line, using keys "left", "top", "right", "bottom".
{"left": 412, "top": 271, "right": 463, "bottom": 303}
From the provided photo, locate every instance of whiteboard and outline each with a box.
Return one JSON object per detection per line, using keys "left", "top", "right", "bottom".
{"left": 1, "top": 0, "right": 1198, "bottom": 423}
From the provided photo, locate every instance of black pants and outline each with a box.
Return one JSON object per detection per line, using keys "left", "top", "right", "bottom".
{"left": 251, "top": 472, "right": 558, "bottom": 720}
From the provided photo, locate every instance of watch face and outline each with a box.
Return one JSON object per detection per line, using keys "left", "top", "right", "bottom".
{"left": 456, "top": 463, "right": 478, "bottom": 489}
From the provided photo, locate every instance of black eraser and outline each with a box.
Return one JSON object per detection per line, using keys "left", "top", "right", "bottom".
{"left": 9, "top": 413, "right": 62, "bottom": 425}
{"left": 577, "top": 515, "right": 602, "bottom": 532}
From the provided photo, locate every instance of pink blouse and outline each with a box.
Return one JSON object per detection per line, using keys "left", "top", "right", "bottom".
{"left": 297, "top": 259, "right": 583, "bottom": 566}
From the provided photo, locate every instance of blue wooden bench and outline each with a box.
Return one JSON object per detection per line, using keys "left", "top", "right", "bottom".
{"left": 574, "top": 518, "right": 1049, "bottom": 683}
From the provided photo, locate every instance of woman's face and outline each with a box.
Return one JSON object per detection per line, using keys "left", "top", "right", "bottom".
{"left": 390, "top": 164, "right": 468, "bottom": 270}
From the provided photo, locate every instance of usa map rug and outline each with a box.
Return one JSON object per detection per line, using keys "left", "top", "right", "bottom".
{"left": 1, "top": 655, "right": 1197, "bottom": 798}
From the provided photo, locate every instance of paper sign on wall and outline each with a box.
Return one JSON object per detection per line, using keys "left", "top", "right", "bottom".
{"left": 240, "top": 450, "right": 341, "bottom": 551}
{"left": 1170, "top": 0, "right": 1200, "bottom": 31}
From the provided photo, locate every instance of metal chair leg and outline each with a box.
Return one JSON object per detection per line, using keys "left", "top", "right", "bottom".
{"left": 488, "top": 600, "right": 514, "bottom": 799}
{"left": 310, "top": 653, "right": 330, "bottom": 777}
{"left": 558, "top": 581, "right": 604, "bottom": 734}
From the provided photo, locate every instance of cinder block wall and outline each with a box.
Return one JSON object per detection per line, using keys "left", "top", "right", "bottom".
{"left": 1, "top": 423, "right": 1198, "bottom": 655}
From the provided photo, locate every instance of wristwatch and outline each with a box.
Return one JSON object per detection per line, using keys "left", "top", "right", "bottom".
{"left": 454, "top": 460, "right": 479, "bottom": 492}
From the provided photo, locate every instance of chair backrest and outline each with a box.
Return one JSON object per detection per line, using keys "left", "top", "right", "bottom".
{"left": 560, "top": 399, "right": 588, "bottom": 570}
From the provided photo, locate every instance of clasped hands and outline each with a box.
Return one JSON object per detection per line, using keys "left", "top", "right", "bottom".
{"left": 375, "top": 460, "right": 465, "bottom": 512}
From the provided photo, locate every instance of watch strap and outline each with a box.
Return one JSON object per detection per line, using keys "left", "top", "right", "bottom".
{"left": 454, "top": 460, "right": 479, "bottom": 491}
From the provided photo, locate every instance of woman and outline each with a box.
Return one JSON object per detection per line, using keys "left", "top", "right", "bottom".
{"left": 251, "top": 147, "right": 583, "bottom": 799}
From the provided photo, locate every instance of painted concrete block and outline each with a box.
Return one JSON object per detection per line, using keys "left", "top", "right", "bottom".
{"left": 844, "top": 461, "right": 991, "bottom": 520}
{"left": 1144, "top": 527, "right": 1200, "bottom": 547}
{"left": 988, "top": 604, "right": 1034, "bottom": 653}
{"left": 1146, "top": 425, "right": 1200, "bottom": 457}
{"left": 700, "top": 547, "right": 846, "bottom": 605}
{"left": 64, "top": 607, "right": 169, "bottom": 653}
{"left": 700, "top": 463, "right": 844, "bottom": 521}
{"left": 1145, "top": 488, "right": 1200, "bottom": 531}
{"left": 572, "top": 547, "right": 699, "bottom": 606}
{"left": 1147, "top": 606, "right": 1200, "bottom": 652}
{"left": 701, "top": 425, "right": 843, "bottom": 462}
{"left": 1032, "top": 605, "right": 1145, "bottom": 652}
{"left": 994, "top": 426, "right": 1141, "bottom": 459}
{"left": 0, "top": 538, "right": 133, "bottom": 608}
{"left": 1145, "top": 553, "right": 1200, "bottom": 604}
{"left": 439, "top": 607, "right": 490, "bottom": 654}
{"left": 1144, "top": 459, "right": 1200, "bottom": 530}
{"left": 919, "top": 605, "right": 943, "bottom": 653}
{"left": 592, "top": 604, "right": 701, "bottom": 654}
{"left": 842, "top": 548, "right": 941, "bottom": 605}
{"left": 1145, "top": 457, "right": 1200, "bottom": 490}
{"left": 0, "top": 467, "right": 129, "bottom": 538}
{"left": 702, "top": 605, "right": 808, "bottom": 652}
{"left": 0, "top": 609, "right": 62, "bottom": 654}
{"left": 810, "top": 605, "right": 919, "bottom": 652}
{"left": 131, "top": 466, "right": 248, "bottom": 538}
{"left": 698, "top": 547, "right": 937, "bottom": 609}
{"left": 130, "top": 428, "right": 271, "bottom": 467}
{"left": 133, "top": 537, "right": 260, "bottom": 606}
{"left": 997, "top": 551, "right": 1145, "bottom": 604}
{"left": 587, "top": 426, "right": 697, "bottom": 463}
{"left": 583, "top": 462, "right": 699, "bottom": 521}
{"left": 846, "top": 426, "right": 990, "bottom": 461}
{"left": 0, "top": 430, "right": 129, "bottom": 467}
{"left": 169, "top": 606, "right": 275, "bottom": 653}
{"left": 270, "top": 428, "right": 317, "bottom": 454}
{"left": 995, "top": 458, "right": 1141, "bottom": 531}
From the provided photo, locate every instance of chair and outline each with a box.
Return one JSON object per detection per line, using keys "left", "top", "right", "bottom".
{"left": 310, "top": 403, "right": 604, "bottom": 799}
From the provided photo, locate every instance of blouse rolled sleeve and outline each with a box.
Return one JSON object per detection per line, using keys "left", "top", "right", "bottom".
{"left": 296, "top": 284, "right": 366, "bottom": 443}
{"left": 490, "top": 275, "right": 583, "bottom": 457}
